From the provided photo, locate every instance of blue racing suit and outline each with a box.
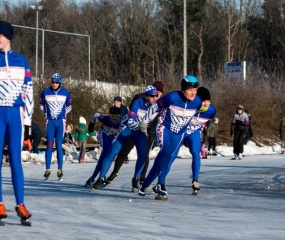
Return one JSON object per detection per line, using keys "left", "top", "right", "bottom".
{"left": 98, "top": 98, "right": 155, "bottom": 180}
{"left": 89, "top": 115, "right": 122, "bottom": 180}
{"left": 161, "top": 104, "right": 217, "bottom": 184}
{"left": 0, "top": 50, "right": 33, "bottom": 205}
{"left": 40, "top": 86, "right": 72, "bottom": 170}
{"left": 142, "top": 91, "right": 202, "bottom": 188}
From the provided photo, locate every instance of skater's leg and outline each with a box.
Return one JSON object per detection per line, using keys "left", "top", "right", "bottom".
{"left": 133, "top": 131, "right": 148, "bottom": 178}
{"left": 99, "top": 127, "right": 131, "bottom": 179}
{"left": 7, "top": 108, "right": 25, "bottom": 205}
{"left": 186, "top": 131, "right": 201, "bottom": 180}
{"left": 140, "top": 138, "right": 154, "bottom": 180}
{"left": 113, "top": 138, "right": 134, "bottom": 173}
{"left": 55, "top": 119, "right": 65, "bottom": 170}
{"left": 45, "top": 120, "right": 56, "bottom": 170}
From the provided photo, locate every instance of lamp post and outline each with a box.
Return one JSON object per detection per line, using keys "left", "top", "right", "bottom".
{"left": 29, "top": 5, "right": 43, "bottom": 79}
{"left": 183, "top": 0, "right": 187, "bottom": 76}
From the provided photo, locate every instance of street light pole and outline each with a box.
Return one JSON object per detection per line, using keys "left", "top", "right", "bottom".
{"left": 183, "top": 0, "right": 187, "bottom": 76}
{"left": 29, "top": 5, "right": 43, "bottom": 79}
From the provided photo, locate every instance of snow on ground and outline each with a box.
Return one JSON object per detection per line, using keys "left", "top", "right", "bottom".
{"left": 9, "top": 140, "right": 284, "bottom": 164}
{"left": 1, "top": 141, "right": 285, "bottom": 239}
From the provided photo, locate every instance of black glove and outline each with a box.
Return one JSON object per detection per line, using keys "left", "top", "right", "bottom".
{"left": 24, "top": 125, "right": 32, "bottom": 140}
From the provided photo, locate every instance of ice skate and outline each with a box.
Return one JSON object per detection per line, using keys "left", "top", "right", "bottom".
{"left": 91, "top": 178, "right": 106, "bottom": 191}
{"left": 137, "top": 184, "right": 147, "bottom": 198}
{"left": 230, "top": 154, "right": 238, "bottom": 160}
{"left": 57, "top": 170, "right": 63, "bottom": 181}
{"left": 155, "top": 194, "right": 168, "bottom": 201}
{"left": 192, "top": 180, "right": 200, "bottom": 195}
{"left": 131, "top": 177, "right": 140, "bottom": 192}
{"left": 212, "top": 150, "right": 218, "bottom": 156}
{"left": 157, "top": 184, "right": 168, "bottom": 195}
{"left": 15, "top": 204, "right": 32, "bottom": 226}
{"left": 105, "top": 172, "right": 118, "bottom": 186}
{"left": 84, "top": 177, "right": 93, "bottom": 187}
{"left": 44, "top": 169, "right": 51, "bottom": 180}
{"left": 238, "top": 155, "right": 242, "bottom": 160}
{"left": 154, "top": 185, "right": 168, "bottom": 200}
{"left": 79, "top": 158, "right": 86, "bottom": 164}
{"left": 0, "top": 203, "right": 7, "bottom": 226}
{"left": 151, "top": 185, "right": 158, "bottom": 195}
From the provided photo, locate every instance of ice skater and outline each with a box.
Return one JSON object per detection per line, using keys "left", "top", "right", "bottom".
{"left": 91, "top": 85, "right": 159, "bottom": 192}
{"left": 40, "top": 73, "right": 72, "bottom": 181}
{"left": 137, "top": 76, "right": 202, "bottom": 200}
{"left": 0, "top": 21, "right": 33, "bottom": 226}
{"left": 84, "top": 106, "right": 122, "bottom": 187}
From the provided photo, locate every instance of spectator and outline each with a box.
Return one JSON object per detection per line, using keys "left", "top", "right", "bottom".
{"left": 243, "top": 110, "right": 253, "bottom": 145}
{"left": 74, "top": 117, "right": 89, "bottom": 163}
{"left": 113, "top": 96, "right": 129, "bottom": 117}
{"left": 279, "top": 116, "right": 285, "bottom": 154}
{"left": 63, "top": 123, "right": 77, "bottom": 154}
{"left": 30, "top": 122, "right": 44, "bottom": 154}
{"left": 207, "top": 117, "right": 220, "bottom": 156}
{"left": 230, "top": 104, "right": 249, "bottom": 160}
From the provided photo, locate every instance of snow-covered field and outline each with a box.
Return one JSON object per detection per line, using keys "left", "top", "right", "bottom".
{"left": 1, "top": 141, "right": 285, "bottom": 239}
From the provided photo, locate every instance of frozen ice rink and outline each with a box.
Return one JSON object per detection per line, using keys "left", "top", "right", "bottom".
{"left": 1, "top": 153, "right": 285, "bottom": 239}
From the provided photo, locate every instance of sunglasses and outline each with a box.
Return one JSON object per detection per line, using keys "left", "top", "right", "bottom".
{"left": 149, "top": 95, "right": 158, "bottom": 98}
{"left": 110, "top": 114, "right": 120, "bottom": 117}
{"left": 52, "top": 82, "right": 59, "bottom": 84}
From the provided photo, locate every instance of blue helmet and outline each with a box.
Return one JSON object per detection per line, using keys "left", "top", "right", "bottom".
{"left": 180, "top": 75, "right": 199, "bottom": 91}
{"left": 51, "top": 73, "right": 62, "bottom": 83}
{"left": 145, "top": 85, "right": 158, "bottom": 96}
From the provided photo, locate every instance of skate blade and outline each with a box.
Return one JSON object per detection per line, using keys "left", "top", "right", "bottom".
{"left": 136, "top": 193, "right": 145, "bottom": 198}
{"left": 21, "top": 218, "right": 32, "bottom": 226}
{"left": 0, "top": 219, "right": 6, "bottom": 226}
{"left": 44, "top": 177, "right": 49, "bottom": 181}
{"left": 90, "top": 188, "right": 97, "bottom": 192}
{"left": 192, "top": 190, "right": 198, "bottom": 195}
{"left": 58, "top": 178, "right": 63, "bottom": 182}
{"left": 131, "top": 188, "right": 137, "bottom": 192}
{"left": 155, "top": 194, "right": 168, "bottom": 201}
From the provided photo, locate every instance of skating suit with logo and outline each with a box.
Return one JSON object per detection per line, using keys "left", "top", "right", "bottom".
{"left": 187, "top": 104, "right": 216, "bottom": 135}
{"left": 39, "top": 87, "right": 72, "bottom": 119}
{"left": 155, "top": 91, "right": 202, "bottom": 134}
{"left": 127, "top": 98, "right": 156, "bottom": 131}
{"left": 96, "top": 115, "right": 123, "bottom": 146}
{"left": 0, "top": 50, "right": 33, "bottom": 124}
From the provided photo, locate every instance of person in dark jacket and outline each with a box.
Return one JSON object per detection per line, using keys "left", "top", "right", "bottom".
{"left": 31, "top": 122, "right": 44, "bottom": 154}
{"left": 230, "top": 105, "right": 249, "bottom": 160}
{"left": 207, "top": 117, "right": 220, "bottom": 155}
{"left": 243, "top": 110, "right": 253, "bottom": 145}
{"left": 113, "top": 96, "right": 129, "bottom": 117}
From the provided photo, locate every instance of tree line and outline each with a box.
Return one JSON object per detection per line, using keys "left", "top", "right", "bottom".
{"left": 1, "top": 0, "right": 284, "bottom": 84}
